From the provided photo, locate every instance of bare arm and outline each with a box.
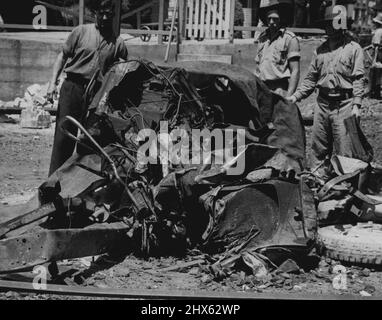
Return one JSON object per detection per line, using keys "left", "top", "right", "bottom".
{"left": 48, "top": 52, "right": 67, "bottom": 90}
{"left": 286, "top": 37, "right": 301, "bottom": 97}
{"left": 46, "top": 27, "right": 81, "bottom": 102}
{"left": 287, "top": 58, "right": 300, "bottom": 96}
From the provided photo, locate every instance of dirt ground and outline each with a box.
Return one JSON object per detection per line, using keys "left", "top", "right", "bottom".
{"left": 0, "top": 98, "right": 382, "bottom": 300}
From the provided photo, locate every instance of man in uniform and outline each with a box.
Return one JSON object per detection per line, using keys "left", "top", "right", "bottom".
{"left": 369, "top": 12, "right": 382, "bottom": 99}
{"left": 254, "top": 0, "right": 301, "bottom": 97}
{"left": 287, "top": 4, "right": 365, "bottom": 173}
{"left": 46, "top": 0, "right": 128, "bottom": 176}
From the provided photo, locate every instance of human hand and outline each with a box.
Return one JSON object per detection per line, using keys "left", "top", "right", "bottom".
{"left": 286, "top": 95, "right": 297, "bottom": 104}
{"left": 352, "top": 104, "right": 361, "bottom": 119}
{"left": 46, "top": 82, "right": 57, "bottom": 103}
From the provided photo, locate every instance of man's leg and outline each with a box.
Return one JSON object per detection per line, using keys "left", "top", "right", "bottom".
{"left": 48, "top": 80, "right": 85, "bottom": 176}
{"left": 330, "top": 98, "right": 353, "bottom": 158}
{"left": 376, "top": 68, "right": 382, "bottom": 99}
{"left": 368, "top": 67, "right": 376, "bottom": 98}
{"left": 311, "top": 97, "right": 331, "bottom": 171}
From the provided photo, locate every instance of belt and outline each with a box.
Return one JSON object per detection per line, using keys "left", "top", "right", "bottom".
{"left": 66, "top": 73, "right": 90, "bottom": 88}
{"left": 264, "top": 78, "right": 289, "bottom": 91}
{"left": 318, "top": 88, "right": 353, "bottom": 101}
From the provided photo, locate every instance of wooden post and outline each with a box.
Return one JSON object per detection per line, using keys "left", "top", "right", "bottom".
{"left": 229, "top": 0, "right": 235, "bottom": 43}
{"left": 137, "top": 11, "right": 142, "bottom": 29}
{"left": 158, "top": 0, "right": 165, "bottom": 44}
{"left": 165, "top": 0, "right": 179, "bottom": 62}
{"left": 178, "top": 0, "right": 184, "bottom": 43}
{"left": 112, "top": 0, "right": 122, "bottom": 37}
{"left": 79, "top": 0, "right": 85, "bottom": 25}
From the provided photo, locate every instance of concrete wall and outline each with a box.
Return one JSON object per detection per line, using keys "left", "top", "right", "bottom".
{"left": 0, "top": 37, "right": 322, "bottom": 101}
{"left": 179, "top": 39, "right": 323, "bottom": 75}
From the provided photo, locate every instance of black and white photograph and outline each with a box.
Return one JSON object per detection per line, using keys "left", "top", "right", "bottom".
{"left": 0, "top": 0, "right": 381, "bottom": 306}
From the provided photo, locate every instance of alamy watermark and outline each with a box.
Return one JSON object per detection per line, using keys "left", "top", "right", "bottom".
{"left": 332, "top": 4, "right": 355, "bottom": 30}
{"left": 136, "top": 121, "right": 247, "bottom": 176}
{"left": 32, "top": 265, "right": 47, "bottom": 290}
{"left": 32, "top": 5, "right": 47, "bottom": 30}
{"left": 332, "top": 265, "right": 348, "bottom": 290}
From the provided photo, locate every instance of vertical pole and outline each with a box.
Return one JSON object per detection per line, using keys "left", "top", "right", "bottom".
{"left": 113, "top": 0, "right": 121, "bottom": 36}
{"left": 137, "top": 11, "right": 142, "bottom": 29}
{"left": 79, "top": 0, "right": 85, "bottom": 25}
{"left": 159, "top": 0, "right": 165, "bottom": 44}
{"left": 229, "top": 0, "right": 235, "bottom": 43}
{"left": 179, "top": 0, "right": 185, "bottom": 43}
{"left": 165, "top": 0, "right": 179, "bottom": 62}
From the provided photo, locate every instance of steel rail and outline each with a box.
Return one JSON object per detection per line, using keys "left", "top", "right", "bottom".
{"left": 0, "top": 280, "right": 370, "bottom": 300}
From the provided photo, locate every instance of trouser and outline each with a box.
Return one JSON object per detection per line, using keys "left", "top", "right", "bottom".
{"left": 264, "top": 79, "right": 289, "bottom": 98}
{"left": 48, "top": 78, "right": 87, "bottom": 176}
{"left": 369, "top": 67, "right": 382, "bottom": 99}
{"left": 310, "top": 96, "right": 354, "bottom": 170}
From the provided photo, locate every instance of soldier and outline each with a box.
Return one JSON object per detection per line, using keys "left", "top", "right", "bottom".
{"left": 369, "top": 12, "right": 382, "bottom": 99}
{"left": 254, "top": 0, "right": 301, "bottom": 97}
{"left": 287, "top": 4, "right": 365, "bottom": 173}
{"left": 46, "top": 0, "right": 128, "bottom": 176}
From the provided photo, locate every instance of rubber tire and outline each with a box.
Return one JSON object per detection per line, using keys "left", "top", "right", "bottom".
{"left": 317, "top": 223, "right": 382, "bottom": 265}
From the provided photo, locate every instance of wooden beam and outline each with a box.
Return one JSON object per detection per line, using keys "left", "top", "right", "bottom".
{"left": 165, "top": 0, "right": 178, "bottom": 62}
{"left": 137, "top": 12, "right": 142, "bottom": 29}
{"left": 178, "top": 0, "right": 185, "bottom": 42}
{"left": 120, "top": 29, "right": 171, "bottom": 36}
{"left": 0, "top": 105, "right": 57, "bottom": 115}
{"left": 233, "top": 26, "right": 325, "bottom": 35}
{"left": 1, "top": 23, "right": 74, "bottom": 31}
{"left": 158, "top": 0, "right": 165, "bottom": 44}
{"left": 79, "top": 0, "right": 85, "bottom": 25}
{"left": 229, "top": 0, "right": 236, "bottom": 43}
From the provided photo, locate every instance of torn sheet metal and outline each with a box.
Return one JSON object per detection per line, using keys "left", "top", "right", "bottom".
{"left": 0, "top": 222, "right": 130, "bottom": 273}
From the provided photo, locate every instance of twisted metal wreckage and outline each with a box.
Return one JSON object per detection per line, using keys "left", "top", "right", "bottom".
{"left": 0, "top": 60, "right": 381, "bottom": 278}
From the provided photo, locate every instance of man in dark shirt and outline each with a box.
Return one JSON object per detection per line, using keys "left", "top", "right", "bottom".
{"left": 47, "top": 0, "right": 128, "bottom": 175}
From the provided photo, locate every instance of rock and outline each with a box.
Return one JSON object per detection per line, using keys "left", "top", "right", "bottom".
{"left": 363, "top": 284, "right": 376, "bottom": 293}
{"left": 5, "top": 291, "right": 13, "bottom": 298}
{"left": 20, "top": 108, "right": 51, "bottom": 129}
{"left": 293, "top": 285, "right": 302, "bottom": 291}
{"left": 276, "top": 259, "right": 300, "bottom": 274}
{"left": 189, "top": 267, "right": 200, "bottom": 275}
{"left": 201, "top": 275, "right": 211, "bottom": 284}
{"left": 33, "top": 95, "right": 47, "bottom": 106}
{"left": 318, "top": 259, "right": 329, "bottom": 268}
{"left": 241, "top": 252, "right": 268, "bottom": 280}
{"left": 361, "top": 268, "right": 371, "bottom": 277}
{"left": 360, "top": 290, "right": 372, "bottom": 297}
{"left": 26, "top": 84, "right": 42, "bottom": 97}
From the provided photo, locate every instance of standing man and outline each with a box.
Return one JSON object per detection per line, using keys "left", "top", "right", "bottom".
{"left": 369, "top": 12, "right": 382, "bottom": 99}
{"left": 254, "top": 0, "right": 301, "bottom": 97}
{"left": 47, "top": 0, "right": 128, "bottom": 176}
{"left": 287, "top": 4, "right": 365, "bottom": 173}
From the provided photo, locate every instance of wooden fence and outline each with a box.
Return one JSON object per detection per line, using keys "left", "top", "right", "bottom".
{"left": 185, "top": 0, "right": 232, "bottom": 40}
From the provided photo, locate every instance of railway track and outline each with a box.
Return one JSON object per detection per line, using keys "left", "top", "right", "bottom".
{"left": 0, "top": 279, "right": 371, "bottom": 300}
